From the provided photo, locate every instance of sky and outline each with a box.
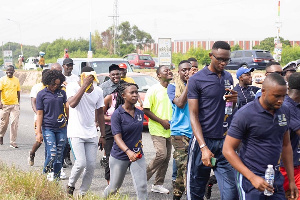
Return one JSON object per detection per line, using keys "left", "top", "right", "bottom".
{"left": 0, "top": 0, "right": 299, "bottom": 47}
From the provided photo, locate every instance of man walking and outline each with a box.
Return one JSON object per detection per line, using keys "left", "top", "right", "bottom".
{"left": 0, "top": 65, "right": 20, "bottom": 148}
{"left": 223, "top": 73, "right": 298, "bottom": 199}
{"left": 187, "top": 41, "right": 238, "bottom": 199}
{"left": 143, "top": 65, "right": 173, "bottom": 194}
{"left": 66, "top": 66, "right": 105, "bottom": 197}
{"left": 167, "top": 60, "right": 192, "bottom": 199}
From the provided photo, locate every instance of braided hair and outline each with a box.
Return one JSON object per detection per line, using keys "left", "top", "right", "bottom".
{"left": 114, "top": 82, "right": 139, "bottom": 109}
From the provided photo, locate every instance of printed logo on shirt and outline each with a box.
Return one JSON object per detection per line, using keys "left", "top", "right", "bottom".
{"left": 278, "top": 114, "right": 287, "bottom": 126}
{"left": 57, "top": 92, "right": 64, "bottom": 98}
{"left": 137, "top": 114, "right": 143, "bottom": 121}
{"left": 249, "top": 91, "right": 255, "bottom": 97}
{"left": 57, "top": 114, "right": 67, "bottom": 128}
{"left": 224, "top": 80, "right": 231, "bottom": 88}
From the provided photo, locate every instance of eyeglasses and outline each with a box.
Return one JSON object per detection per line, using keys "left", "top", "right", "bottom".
{"left": 266, "top": 71, "right": 283, "bottom": 76}
{"left": 212, "top": 54, "right": 231, "bottom": 64}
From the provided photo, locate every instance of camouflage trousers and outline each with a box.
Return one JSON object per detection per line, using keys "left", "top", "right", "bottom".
{"left": 171, "top": 135, "right": 190, "bottom": 197}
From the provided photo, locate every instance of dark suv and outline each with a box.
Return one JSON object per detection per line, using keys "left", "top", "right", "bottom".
{"left": 124, "top": 53, "right": 155, "bottom": 69}
{"left": 226, "top": 50, "right": 274, "bottom": 70}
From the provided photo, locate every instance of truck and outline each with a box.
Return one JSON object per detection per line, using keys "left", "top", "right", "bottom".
{"left": 24, "top": 57, "right": 39, "bottom": 70}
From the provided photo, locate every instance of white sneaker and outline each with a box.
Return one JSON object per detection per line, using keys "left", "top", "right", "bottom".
{"left": 47, "top": 172, "right": 54, "bottom": 181}
{"left": 151, "top": 184, "right": 169, "bottom": 194}
{"left": 60, "top": 168, "right": 67, "bottom": 179}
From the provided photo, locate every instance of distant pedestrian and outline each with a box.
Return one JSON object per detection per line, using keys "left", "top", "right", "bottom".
{"left": 143, "top": 65, "right": 173, "bottom": 194}
{"left": 0, "top": 65, "right": 20, "bottom": 148}
{"left": 39, "top": 56, "right": 45, "bottom": 69}
{"left": 66, "top": 67, "right": 105, "bottom": 197}
{"left": 64, "top": 48, "right": 69, "bottom": 59}
{"left": 119, "top": 63, "right": 135, "bottom": 83}
{"left": 36, "top": 70, "right": 68, "bottom": 180}
{"left": 104, "top": 82, "right": 147, "bottom": 199}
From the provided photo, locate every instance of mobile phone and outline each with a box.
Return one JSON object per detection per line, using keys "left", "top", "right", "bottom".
{"left": 211, "top": 157, "right": 216, "bottom": 167}
{"left": 99, "top": 143, "right": 103, "bottom": 151}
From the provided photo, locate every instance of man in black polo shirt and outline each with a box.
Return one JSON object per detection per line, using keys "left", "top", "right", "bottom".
{"left": 223, "top": 73, "right": 298, "bottom": 199}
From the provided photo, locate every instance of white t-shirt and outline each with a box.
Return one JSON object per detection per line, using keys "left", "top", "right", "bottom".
{"left": 66, "top": 82, "right": 104, "bottom": 138}
{"left": 65, "top": 74, "right": 79, "bottom": 84}
{"left": 30, "top": 82, "right": 44, "bottom": 120}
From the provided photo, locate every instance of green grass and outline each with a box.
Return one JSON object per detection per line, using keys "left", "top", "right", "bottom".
{"left": 0, "top": 162, "right": 131, "bottom": 200}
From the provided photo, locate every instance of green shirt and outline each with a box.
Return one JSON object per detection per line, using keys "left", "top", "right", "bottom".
{"left": 143, "top": 83, "right": 172, "bottom": 138}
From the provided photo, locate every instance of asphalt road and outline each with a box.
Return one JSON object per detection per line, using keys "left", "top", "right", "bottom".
{"left": 0, "top": 94, "right": 220, "bottom": 200}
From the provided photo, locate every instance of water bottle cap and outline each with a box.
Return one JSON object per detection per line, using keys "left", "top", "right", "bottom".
{"left": 267, "top": 164, "right": 273, "bottom": 168}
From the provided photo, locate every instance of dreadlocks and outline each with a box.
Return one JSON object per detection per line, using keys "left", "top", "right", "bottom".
{"left": 114, "top": 82, "right": 139, "bottom": 109}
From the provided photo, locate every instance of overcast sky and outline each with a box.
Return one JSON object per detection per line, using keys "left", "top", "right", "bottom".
{"left": 0, "top": 0, "right": 299, "bottom": 46}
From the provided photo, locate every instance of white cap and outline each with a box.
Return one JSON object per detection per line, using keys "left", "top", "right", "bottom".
{"left": 267, "top": 164, "right": 273, "bottom": 168}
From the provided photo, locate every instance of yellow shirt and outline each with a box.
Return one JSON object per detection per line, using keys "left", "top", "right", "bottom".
{"left": 0, "top": 76, "right": 20, "bottom": 105}
{"left": 39, "top": 57, "right": 45, "bottom": 65}
{"left": 122, "top": 77, "right": 135, "bottom": 84}
{"left": 143, "top": 83, "right": 172, "bottom": 138}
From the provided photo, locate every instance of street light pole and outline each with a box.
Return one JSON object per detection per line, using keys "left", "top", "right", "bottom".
{"left": 7, "top": 18, "right": 23, "bottom": 55}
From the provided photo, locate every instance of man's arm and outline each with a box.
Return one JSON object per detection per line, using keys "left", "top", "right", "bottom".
{"left": 103, "top": 95, "right": 112, "bottom": 122}
{"left": 188, "top": 98, "right": 214, "bottom": 167}
{"left": 17, "top": 91, "right": 20, "bottom": 103}
{"left": 281, "top": 130, "right": 298, "bottom": 199}
{"left": 31, "top": 97, "right": 37, "bottom": 113}
{"left": 173, "top": 82, "right": 188, "bottom": 109}
{"left": 36, "top": 110, "right": 44, "bottom": 143}
{"left": 0, "top": 90, "right": 2, "bottom": 109}
{"left": 143, "top": 108, "right": 169, "bottom": 130}
{"left": 223, "top": 135, "right": 273, "bottom": 192}
{"left": 68, "top": 76, "right": 94, "bottom": 108}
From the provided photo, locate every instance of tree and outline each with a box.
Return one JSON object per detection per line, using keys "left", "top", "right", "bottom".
{"left": 231, "top": 44, "right": 241, "bottom": 51}
{"left": 253, "top": 37, "right": 291, "bottom": 52}
{"left": 101, "top": 28, "right": 113, "bottom": 54}
{"left": 281, "top": 45, "right": 300, "bottom": 65}
{"left": 92, "top": 30, "right": 103, "bottom": 50}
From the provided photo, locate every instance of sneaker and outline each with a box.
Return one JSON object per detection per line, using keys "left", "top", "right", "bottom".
{"left": 28, "top": 152, "right": 35, "bottom": 166}
{"left": 151, "top": 184, "right": 169, "bottom": 194}
{"left": 205, "top": 184, "right": 213, "bottom": 199}
{"left": 47, "top": 172, "right": 54, "bottom": 182}
{"left": 67, "top": 185, "right": 75, "bottom": 196}
{"left": 64, "top": 157, "right": 72, "bottom": 166}
{"left": 100, "top": 156, "right": 106, "bottom": 167}
{"left": 10, "top": 143, "right": 18, "bottom": 148}
{"left": 0, "top": 137, "right": 3, "bottom": 145}
{"left": 60, "top": 168, "right": 67, "bottom": 180}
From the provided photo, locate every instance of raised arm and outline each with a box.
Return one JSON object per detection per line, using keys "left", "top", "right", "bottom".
{"left": 68, "top": 76, "right": 93, "bottom": 108}
{"left": 173, "top": 82, "right": 188, "bottom": 109}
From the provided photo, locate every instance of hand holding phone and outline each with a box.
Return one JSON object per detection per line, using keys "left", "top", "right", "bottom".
{"left": 211, "top": 157, "right": 216, "bottom": 167}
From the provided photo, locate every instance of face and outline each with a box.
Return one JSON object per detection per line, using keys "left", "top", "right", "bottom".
{"left": 178, "top": 63, "right": 191, "bottom": 82}
{"left": 240, "top": 72, "right": 253, "bottom": 85}
{"left": 119, "top": 69, "right": 127, "bottom": 78}
{"left": 63, "top": 64, "right": 73, "bottom": 74}
{"left": 189, "top": 61, "right": 198, "bottom": 69}
{"left": 109, "top": 70, "right": 121, "bottom": 84}
{"left": 285, "top": 70, "right": 296, "bottom": 82}
{"left": 6, "top": 67, "right": 15, "bottom": 78}
{"left": 157, "top": 66, "right": 173, "bottom": 81}
{"left": 209, "top": 49, "right": 231, "bottom": 73}
{"left": 265, "top": 65, "right": 283, "bottom": 76}
{"left": 48, "top": 79, "right": 61, "bottom": 92}
{"left": 262, "top": 84, "right": 286, "bottom": 110}
{"left": 122, "top": 85, "right": 138, "bottom": 105}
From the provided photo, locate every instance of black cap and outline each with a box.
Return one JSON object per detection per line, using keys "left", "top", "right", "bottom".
{"left": 63, "top": 58, "right": 74, "bottom": 65}
{"left": 109, "top": 64, "right": 120, "bottom": 72}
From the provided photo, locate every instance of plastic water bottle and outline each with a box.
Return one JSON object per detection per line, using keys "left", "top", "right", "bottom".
{"left": 264, "top": 164, "right": 274, "bottom": 196}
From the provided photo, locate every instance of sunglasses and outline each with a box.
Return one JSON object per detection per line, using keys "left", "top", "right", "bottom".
{"left": 212, "top": 54, "right": 231, "bottom": 64}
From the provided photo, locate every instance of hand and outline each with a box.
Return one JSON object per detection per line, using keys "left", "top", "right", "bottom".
{"left": 285, "top": 181, "right": 299, "bottom": 200}
{"left": 160, "top": 119, "right": 170, "bottom": 130}
{"left": 201, "top": 147, "right": 214, "bottom": 167}
{"left": 36, "top": 132, "right": 43, "bottom": 143}
{"left": 254, "top": 75, "right": 264, "bottom": 84}
{"left": 82, "top": 75, "right": 94, "bottom": 88}
{"left": 249, "top": 175, "right": 274, "bottom": 192}
{"left": 224, "top": 89, "right": 238, "bottom": 103}
{"left": 98, "top": 137, "right": 106, "bottom": 150}
{"left": 126, "top": 150, "right": 137, "bottom": 162}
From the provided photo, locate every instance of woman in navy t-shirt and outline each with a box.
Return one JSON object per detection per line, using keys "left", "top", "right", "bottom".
{"left": 104, "top": 82, "right": 147, "bottom": 200}
{"left": 36, "top": 70, "right": 68, "bottom": 180}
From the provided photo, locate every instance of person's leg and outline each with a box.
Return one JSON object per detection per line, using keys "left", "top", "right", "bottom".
{"left": 53, "top": 128, "right": 67, "bottom": 179}
{"left": 0, "top": 105, "right": 12, "bottom": 141}
{"left": 104, "top": 136, "right": 114, "bottom": 183}
{"left": 63, "top": 142, "right": 72, "bottom": 165}
{"left": 29, "top": 120, "right": 42, "bottom": 166}
{"left": 9, "top": 104, "right": 20, "bottom": 145}
{"left": 68, "top": 137, "right": 86, "bottom": 187}
{"left": 104, "top": 156, "right": 130, "bottom": 198}
{"left": 146, "top": 135, "right": 168, "bottom": 183}
{"left": 186, "top": 136, "right": 212, "bottom": 200}
{"left": 130, "top": 156, "right": 148, "bottom": 200}
{"left": 79, "top": 137, "right": 98, "bottom": 195}
{"left": 172, "top": 158, "right": 177, "bottom": 181}
{"left": 42, "top": 128, "right": 56, "bottom": 174}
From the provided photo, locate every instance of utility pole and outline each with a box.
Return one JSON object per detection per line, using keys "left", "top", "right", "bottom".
{"left": 88, "top": 0, "right": 93, "bottom": 58}
{"left": 109, "top": 0, "right": 119, "bottom": 55}
{"left": 274, "top": 1, "right": 282, "bottom": 62}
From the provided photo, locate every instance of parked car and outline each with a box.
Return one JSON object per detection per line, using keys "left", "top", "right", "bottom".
{"left": 57, "top": 58, "right": 133, "bottom": 76}
{"left": 226, "top": 50, "right": 274, "bottom": 70}
{"left": 123, "top": 53, "right": 155, "bottom": 69}
{"left": 24, "top": 57, "right": 40, "bottom": 70}
{"left": 97, "top": 72, "right": 159, "bottom": 126}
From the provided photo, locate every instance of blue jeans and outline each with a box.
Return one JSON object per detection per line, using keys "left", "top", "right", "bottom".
{"left": 42, "top": 127, "right": 67, "bottom": 179}
{"left": 186, "top": 136, "right": 238, "bottom": 200}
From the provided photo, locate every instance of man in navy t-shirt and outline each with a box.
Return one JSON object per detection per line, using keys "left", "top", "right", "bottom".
{"left": 223, "top": 73, "right": 298, "bottom": 199}
{"left": 187, "top": 41, "right": 238, "bottom": 199}
{"left": 280, "top": 72, "right": 300, "bottom": 197}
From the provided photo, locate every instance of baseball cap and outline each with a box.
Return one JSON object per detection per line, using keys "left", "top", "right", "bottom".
{"left": 283, "top": 61, "right": 297, "bottom": 72}
{"left": 119, "top": 63, "right": 127, "bottom": 69}
{"left": 63, "top": 58, "right": 74, "bottom": 65}
{"left": 236, "top": 67, "right": 254, "bottom": 79}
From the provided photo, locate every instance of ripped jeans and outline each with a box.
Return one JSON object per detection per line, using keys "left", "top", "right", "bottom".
{"left": 42, "top": 127, "right": 67, "bottom": 178}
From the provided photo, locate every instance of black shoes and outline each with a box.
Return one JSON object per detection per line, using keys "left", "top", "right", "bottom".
{"left": 67, "top": 185, "right": 75, "bottom": 196}
{"left": 64, "top": 157, "right": 72, "bottom": 166}
{"left": 205, "top": 175, "right": 217, "bottom": 199}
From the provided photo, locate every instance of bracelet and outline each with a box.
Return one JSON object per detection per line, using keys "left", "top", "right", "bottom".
{"left": 199, "top": 144, "right": 206, "bottom": 149}
{"left": 124, "top": 148, "right": 130, "bottom": 153}
{"left": 100, "top": 135, "right": 105, "bottom": 138}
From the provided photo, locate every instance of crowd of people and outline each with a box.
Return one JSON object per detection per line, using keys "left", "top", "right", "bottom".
{"left": 0, "top": 40, "right": 299, "bottom": 200}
